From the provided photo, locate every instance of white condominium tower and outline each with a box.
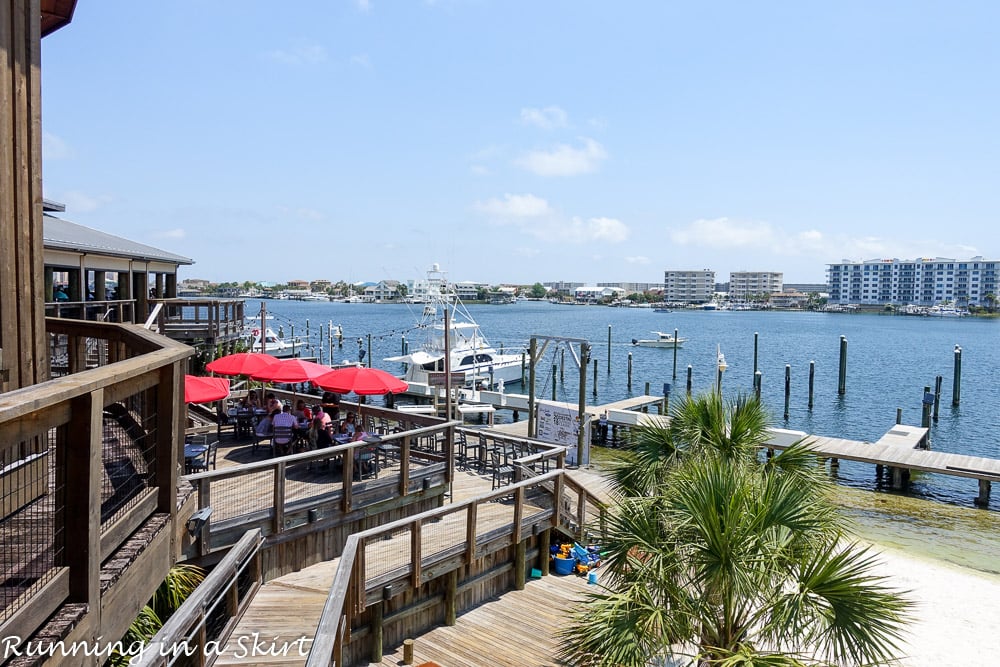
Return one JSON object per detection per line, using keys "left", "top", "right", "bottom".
{"left": 827, "top": 257, "right": 998, "bottom": 306}
{"left": 664, "top": 269, "right": 715, "bottom": 304}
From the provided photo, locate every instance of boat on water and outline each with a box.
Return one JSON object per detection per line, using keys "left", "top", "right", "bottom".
{"left": 246, "top": 325, "right": 304, "bottom": 358}
{"left": 632, "top": 331, "right": 687, "bottom": 348}
{"left": 385, "top": 264, "right": 524, "bottom": 389}
{"left": 653, "top": 307, "right": 672, "bottom": 313}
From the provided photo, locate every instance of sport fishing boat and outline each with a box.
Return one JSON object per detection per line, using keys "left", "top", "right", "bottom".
{"left": 385, "top": 264, "right": 523, "bottom": 389}
{"left": 631, "top": 331, "right": 687, "bottom": 348}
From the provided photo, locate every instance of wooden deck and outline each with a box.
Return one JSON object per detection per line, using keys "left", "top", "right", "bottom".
{"left": 372, "top": 570, "right": 590, "bottom": 667}
{"left": 213, "top": 465, "right": 557, "bottom": 665}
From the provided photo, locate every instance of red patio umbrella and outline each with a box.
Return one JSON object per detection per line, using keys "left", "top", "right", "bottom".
{"left": 184, "top": 375, "right": 231, "bottom": 404}
{"left": 312, "top": 366, "right": 408, "bottom": 395}
{"left": 205, "top": 352, "right": 279, "bottom": 377}
{"left": 250, "top": 358, "right": 332, "bottom": 384}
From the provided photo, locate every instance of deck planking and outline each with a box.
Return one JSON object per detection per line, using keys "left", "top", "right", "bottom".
{"left": 372, "top": 569, "right": 590, "bottom": 667}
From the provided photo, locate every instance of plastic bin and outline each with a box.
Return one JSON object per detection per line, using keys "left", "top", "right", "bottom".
{"left": 553, "top": 556, "right": 575, "bottom": 575}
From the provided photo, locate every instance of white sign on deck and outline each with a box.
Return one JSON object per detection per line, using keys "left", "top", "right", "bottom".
{"left": 536, "top": 402, "right": 591, "bottom": 465}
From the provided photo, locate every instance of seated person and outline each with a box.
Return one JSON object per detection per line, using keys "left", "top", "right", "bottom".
{"left": 308, "top": 416, "right": 334, "bottom": 450}
{"left": 313, "top": 405, "right": 332, "bottom": 428}
{"left": 255, "top": 409, "right": 276, "bottom": 437}
{"left": 321, "top": 391, "right": 342, "bottom": 420}
{"left": 239, "top": 390, "right": 260, "bottom": 411}
{"left": 265, "top": 392, "right": 282, "bottom": 414}
{"left": 271, "top": 404, "right": 299, "bottom": 455}
{"left": 293, "top": 399, "right": 312, "bottom": 422}
{"left": 339, "top": 411, "right": 357, "bottom": 437}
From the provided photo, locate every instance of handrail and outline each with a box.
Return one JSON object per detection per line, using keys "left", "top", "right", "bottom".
{"left": 144, "top": 302, "right": 163, "bottom": 330}
{"left": 134, "top": 529, "right": 265, "bottom": 667}
{"left": 305, "top": 469, "right": 604, "bottom": 667}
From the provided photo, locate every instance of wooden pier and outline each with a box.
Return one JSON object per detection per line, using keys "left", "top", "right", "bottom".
{"left": 766, "top": 424, "right": 1000, "bottom": 505}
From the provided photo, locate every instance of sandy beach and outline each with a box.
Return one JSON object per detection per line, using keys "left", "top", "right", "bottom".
{"left": 870, "top": 545, "right": 1000, "bottom": 666}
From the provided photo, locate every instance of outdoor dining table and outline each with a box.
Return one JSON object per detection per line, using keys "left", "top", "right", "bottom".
{"left": 184, "top": 444, "right": 208, "bottom": 474}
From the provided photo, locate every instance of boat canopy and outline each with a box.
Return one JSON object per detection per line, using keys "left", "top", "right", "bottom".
{"left": 384, "top": 350, "right": 444, "bottom": 365}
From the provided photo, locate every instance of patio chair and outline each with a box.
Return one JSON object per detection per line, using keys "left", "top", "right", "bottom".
{"left": 189, "top": 440, "right": 219, "bottom": 473}
{"left": 491, "top": 449, "right": 514, "bottom": 490}
{"left": 272, "top": 425, "right": 296, "bottom": 457}
{"left": 356, "top": 445, "right": 379, "bottom": 480}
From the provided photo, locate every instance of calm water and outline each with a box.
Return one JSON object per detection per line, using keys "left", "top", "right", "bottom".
{"left": 256, "top": 300, "right": 1000, "bottom": 572}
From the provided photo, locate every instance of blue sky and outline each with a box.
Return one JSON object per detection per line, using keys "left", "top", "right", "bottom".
{"left": 40, "top": 1, "right": 999, "bottom": 285}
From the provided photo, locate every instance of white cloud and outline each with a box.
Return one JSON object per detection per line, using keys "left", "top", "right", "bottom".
{"left": 356, "top": 0, "right": 372, "bottom": 12}
{"left": 61, "top": 190, "right": 112, "bottom": 213}
{"left": 514, "top": 137, "right": 607, "bottom": 176}
{"left": 474, "top": 194, "right": 628, "bottom": 243}
{"left": 470, "top": 165, "right": 490, "bottom": 176}
{"left": 669, "top": 217, "right": 982, "bottom": 267}
{"left": 624, "top": 255, "right": 650, "bottom": 265}
{"left": 155, "top": 228, "right": 186, "bottom": 240}
{"left": 349, "top": 53, "right": 371, "bottom": 68}
{"left": 474, "top": 193, "right": 552, "bottom": 218}
{"left": 264, "top": 43, "right": 329, "bottom": 65}
{"left": 43, "top": 132, "right": 73, "bottom": 160}
{"left": 520, "top": 106, "right": 568, "bottom": 129}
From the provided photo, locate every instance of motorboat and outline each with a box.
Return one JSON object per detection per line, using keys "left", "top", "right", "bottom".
{"left": 631, "top": 331, "right": 686, "bottom": 348}
{"left": 385, "top": 264, "right": 524, "bottom": 389}
{"left": 246, "top": 325, "right": 303, "bottom": 358}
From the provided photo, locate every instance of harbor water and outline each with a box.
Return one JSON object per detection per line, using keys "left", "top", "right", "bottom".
{"left": 254, "top": 300, "right": 1000, "bottom": 573}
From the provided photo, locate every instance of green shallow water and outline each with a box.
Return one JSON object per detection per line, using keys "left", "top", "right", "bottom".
{"left": 831, "top": 485, "right": 1000, "bottom": 577}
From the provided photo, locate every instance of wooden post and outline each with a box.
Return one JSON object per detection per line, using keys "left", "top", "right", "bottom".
{"left": 273, "top": 462, "right": 286, "bottom": 535}
{"left": 64, "top": 389, "right": 103, "bottom": 607}
{"left": 838, "top": 335, "right": 848, "bottom": 395}
{"left": 921, "top": 385, "right": 932, "bottom": 430}
{"left": 445, "top": 569, "right": 458, "bottom": 625}
{"left": 371, "top": 600, "right": 384, "bottom": 663}
{"left": 515, "top": 540, "right": 526, "bottom": 591}
{"left": 579, "top": 342, "right": 590, "bottom": 466}
{"left": 686, "top": 365, "right": 692, "bottom": 397}
{"left": 539, "top": 528, "right": 551, "bottom": 576}
{"left": 527, "top": 338, "right": 536, "bottom": 437}
{"left": 754, "top": 370, "right": 762, "bottom": 401}
{"left": 560, "top": 347, "right": 565, "bottom": 382}
{"left": 975, "top": 479, "right": 991, "bottom": 507}
{"left": 672, "top": 328, "right": 679, "bottom": 380}
{"left": 592, "top": 358, "right": 598, "bottom": 397}
{"left": 807, "top": 360, "right": 815, "bottom": 409}
{"left": 552, "top": 363, "right": 557, "bottom": 400}
{"left": 607, "top": 325, "right": 612, "bottom": 373}
{"left": 403, "top": 639, "right": 415, "bottom": 664}
{"left": 952, "top": 345, "right": 962, "bottom": 406}
{"left": 933, "top": 375, "right": 943, "bottom": 421}
{"left": 896, "top": 408, "right": 903, "bottom": 424}
{"left": 627, "top": 352, "right": 632, "bottom": 391}
{"left": 753, "top": 331, "right": 759, "bottom": 378}
{"left": 784, "top": 364, "right": 791, "bottom": 420}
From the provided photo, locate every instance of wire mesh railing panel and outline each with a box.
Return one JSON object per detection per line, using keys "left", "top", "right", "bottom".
{"left": 476, "top": 494, "right": 515, "bottom": 542}
{"left": 0, "top": 428, "right": 63, "bottom": 625}
{"left": 101, "top": 392, "right": 158, "bottom": 527}
{"left": 207, "top": 469, "right": 275, "bottom": 524}
{"left": 522, "top": 483, "right": 555, "bottom": 526}
{"left": 364, "top": 526, "right": 412, "bottom": 583}
{"left": 559, "top": 484, "right": 583, "bottom": 535}
{"left": 420, "top": 506, "right": 468, "bottom": 563}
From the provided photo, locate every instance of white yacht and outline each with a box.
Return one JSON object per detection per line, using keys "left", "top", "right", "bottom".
{"left": 246, "top": 325, "right": 303, "bottom": 358}
{"left": 385, "top": 264, "right": 523, "bottom": 389}
{"left": 631, "top": 331, "right": 687, "bottom": 348}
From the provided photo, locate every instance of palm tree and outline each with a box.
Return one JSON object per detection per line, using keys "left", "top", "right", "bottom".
{"left": 560, "top": 393, "right": 912, "bottom": 667}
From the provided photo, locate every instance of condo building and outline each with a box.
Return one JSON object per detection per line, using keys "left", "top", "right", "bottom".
{"left": 664, "top": 269, "right": 715, "bottom": 304}
{"left": 728, "top": 271, "right": 784, "bottom": 300}
{"left": 827, "top": 257, "right": 999, "bottom": 307}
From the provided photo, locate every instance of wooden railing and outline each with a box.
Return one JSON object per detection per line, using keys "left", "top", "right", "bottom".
{"left": 183, "top": 421, "right": 460, "bottom": 556}
{"left": 45, "top": 298, "right": 137, "bottom": 324}
{"left": 305, "top": 468, "right": 607, "bottom": 666}
{"left": 133, "top": 529, "right": 265, "bottom": 667}
{"left": 0, "top": 317, "right": 191, "bottom": 647}
{"left": 150, "top": 298, "right": 245, "bottom": 342}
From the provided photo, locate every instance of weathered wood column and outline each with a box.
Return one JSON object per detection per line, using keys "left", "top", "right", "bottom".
{"left": 0, "top": 0, "right": 48, "bottom": 392}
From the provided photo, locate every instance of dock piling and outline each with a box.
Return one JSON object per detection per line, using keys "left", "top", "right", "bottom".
{"left": 921, "top": 385, "right": 932, "bottom": 430}
{"left": 838, "top": 335, "right": 848, "bottom": 395}
{"left": 784, "top": 364, "right": 791, "bottom": 420}
{"left": 627, "top": 352, "right": 633, "bottom": 391}
{"left": 933, "top": 375, "right": 943, "bottom": 421}
{"left": 686, "top": 365, "right": 692, "bottom": 397}
{"left": 672, "top": 328, "right": 679, "bottom": 380}
{"left": 754, "top": 370, "right": 762, "bottom": 400}
{"left": 552, "top": 364, "right": 557, "bottom": 400}
{"left": 896, "top": 408, "right": 902, "bottom": 425}
{"left": 592, "top": 359, "right": 598, "bottom": 397}
{"left": 560, "top": 348, "right": 565, "bottom": 383}
{"left": 753, "top": 331, "right": 759, "bottom": 377}
{"left": 607, "top": 325, "right": 612, "bottom": 373}
{"left": 975, "top": 480, "right": 991, "bottom": 507}
{"left": 808, "top": 360, "right": 815, "bottom": 409}
{"left": 953, "top": 345, "right": 962, "bottom": 406}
